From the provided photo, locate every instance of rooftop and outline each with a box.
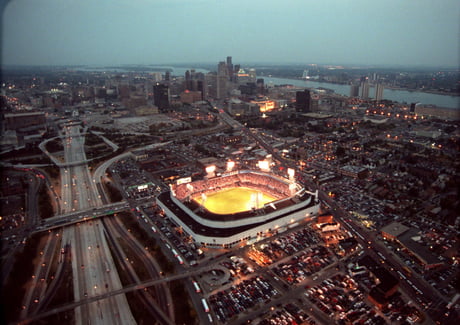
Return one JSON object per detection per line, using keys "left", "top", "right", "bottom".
{"left": 380, "top": 222, "right": 409, "bottom": 238}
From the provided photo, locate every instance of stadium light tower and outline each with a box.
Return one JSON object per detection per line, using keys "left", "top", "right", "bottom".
{"left": 227, "top": 161, "right": 235, "bottom": 172}
{"left": 205, "top": 165, "right": 216, "bottom": 178}
{"left": 258, "top": 160, "right": 270, "bottom": 172}
{"left": 287, "top": 168, "right": 295, "bottom": 181}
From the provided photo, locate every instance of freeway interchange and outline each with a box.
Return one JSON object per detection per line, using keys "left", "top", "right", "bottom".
{"left": 56, "top": 123, "right": 137, "bottom": 324}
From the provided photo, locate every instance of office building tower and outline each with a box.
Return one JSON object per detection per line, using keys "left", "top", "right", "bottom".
{"left": 296, "top": 89, "right": 311, "bottom": 112}
{"left": 152, "top": 72, "right": 162, "bottom": 82}
{"left": 206, "top": 73, "right": 226, "bottom": 99}
{"left": 196, "top": 80, "right": 206, "bottom": 100}
{"left": 227, "top": 56, "right": 233, "bottom": 80}
{"left": 216, "top": 75, "right": 227, "bottom": 99}
{"left": 375, "top": 82, "right": 384, "bottom": 101}
{"left": 256, "top": 78, "right": 265, "bottom": 94}
{"left": 165, "top": 71, "right": 171, "bottom": 82}
{"left": 360, "top": 77, "right": 369, "bottom": 99}
{"left": 185, "top": 70, "right": 192, "bottom": 90}
{"left": 248, "top": 68, "right": 257, "bottom": 82}
{"left": 218, "top": 61, "right": 228, "bottom": 77}
{"left": 234, "top": 64, "right": 240, "bottom": 75}
{"left": 350, "top": 84, "right": 359, "bottom": 97}
{"left": 153, "top": 83, "right": 170, "bottom": 112}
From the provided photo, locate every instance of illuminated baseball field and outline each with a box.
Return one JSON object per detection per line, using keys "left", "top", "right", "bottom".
{"left": 193, "top": 187, "right": 277, "bottom": 215}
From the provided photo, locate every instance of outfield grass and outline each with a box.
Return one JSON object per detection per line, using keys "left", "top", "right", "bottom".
{"left": 194, "top": 187, "right": 277, "bottom": 214}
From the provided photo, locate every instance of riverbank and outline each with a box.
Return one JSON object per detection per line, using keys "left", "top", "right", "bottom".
{"left": 276, "top": 76, "right": 459, "bottom": 98}
{"left": 261, "top": 76, "right": 459, "bottom": 109}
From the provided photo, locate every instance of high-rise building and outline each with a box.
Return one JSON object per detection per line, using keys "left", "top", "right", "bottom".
{"left": 296, "top": 89, "right": 311, "bottom": 112}
{"left": 234, "top": 64, "right": 240, "bottom": 75}
{"left": 218, "top": 61, "right": 228, "bottom": 77}
{"left": 206, "top": 73, "right": 227, "bottom": 99}
{"left": 153, "top": 83, "right": 170, "bottom": 112}
{"left": 256, "top": 78, "right": 265, "bottom": 94}
{"left": 374, "top": 82, "right": 384, "bottom": 101}
{"left": 227, "top": 56, "right": 233, "bottom": 80}
{"left": 216, "top": 75, "right": 227, "bottom": 99}
{"left": 185, "top": 70, "right": 192, "bottom": 90}
{"left": 196, "top": 80, "right": 206, "bottom": 100}
{"left": 248, "top": 68, "right": 257, "bottom": 82}
{"left": 360, "top": 77, "right": 369, "bottom": 99}
{"left": 350, "top": 83, "right": 359, "bottom": 97}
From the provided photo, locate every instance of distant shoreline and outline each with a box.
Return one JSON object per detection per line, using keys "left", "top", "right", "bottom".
{"left": 271, "top": 76, "right": 460, "bottom": 98}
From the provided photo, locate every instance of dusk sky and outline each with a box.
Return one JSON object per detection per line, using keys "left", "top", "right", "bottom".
{"left": 2, "top": 0, "right": 460, "bottom": 67}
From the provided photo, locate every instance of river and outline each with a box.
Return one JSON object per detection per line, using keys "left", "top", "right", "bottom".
{"left": 260, "top": 76, "right": 459, "bottom": 109}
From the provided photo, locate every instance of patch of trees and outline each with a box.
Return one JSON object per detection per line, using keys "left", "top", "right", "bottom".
{"left": 171, "top": 280, "right": 197, "bottom": 325}
{"left": 0, "top": 147, "right": 43, "bottom": 160}
{"left": 104, "top": 181, "right": 123, "bottom": 202}
{"left": 0, "top": 233, "right": 43, "bottom": 323}
{"left": 38, "top": 183, "right": 54, "bottom": 219}
{"left": 43, "top": 166, "right": 60, "bottom": 180}
{"left": 45, "top": 139, "right": 64, "bottom": 153}
{"left": 84, "top": 133, "right": 105, "bottom": 146}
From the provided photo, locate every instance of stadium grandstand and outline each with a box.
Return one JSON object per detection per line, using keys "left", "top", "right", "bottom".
{"left": 156, "top": 170, "right": 320, "bottom": 248}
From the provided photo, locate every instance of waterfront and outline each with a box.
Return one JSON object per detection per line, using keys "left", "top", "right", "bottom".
{"left": 261, "top": 76, "right": 460, "bottom": 109}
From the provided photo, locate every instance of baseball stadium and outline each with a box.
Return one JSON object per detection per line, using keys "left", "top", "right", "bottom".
{"left": 156, "top": 169, "right": 320, "bottom": 248}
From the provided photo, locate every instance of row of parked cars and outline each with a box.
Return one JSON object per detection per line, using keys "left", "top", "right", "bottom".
{"left": 256, "top": 303, "right": 315, "bottom": 325}
{"left": 272, "top": 245, "right": 334, "bottom": 284}
{"left": 209, "top": 276, "right": 279, "bottom": 323}
{"left": 257, "top": 227, "right": 322, "bottom": 262}
{"left": 305, "top": 274, "right": 387, "bottom": 325}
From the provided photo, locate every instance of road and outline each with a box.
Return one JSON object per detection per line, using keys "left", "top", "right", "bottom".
{"left": 58, "top": 122, "right": 136, "bottom": 325}
{"left": 103, "top": 216, "right": 175, "bottom": 324}
{"left": 20, "top": 230, "right": 62, "bottom": 318}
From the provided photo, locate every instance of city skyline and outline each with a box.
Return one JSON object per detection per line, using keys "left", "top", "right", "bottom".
{"left": 2, "top": 0, "right": 460, "bottom": 68}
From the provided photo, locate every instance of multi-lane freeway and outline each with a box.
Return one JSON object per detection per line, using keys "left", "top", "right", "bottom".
{"left": 58, "top": 123, "right": 136, "bottom": 325}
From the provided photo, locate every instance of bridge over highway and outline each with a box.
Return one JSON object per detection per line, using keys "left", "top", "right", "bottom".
{"left": 33, "top": 201, "right": 130, "bottom": 233}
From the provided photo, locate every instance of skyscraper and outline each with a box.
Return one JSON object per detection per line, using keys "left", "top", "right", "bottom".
{"left": 196, "top": 80, "right": 206, "bottom": 100}
{"left": 227, "top": 56, "right": 233, "bottom": 80}
{"left": 216, "top": 75, "right": 227, "bottom": 99}
{"left": 153, "top": 83, "right": 170, "bottom": 112}
{"left": 248, "top": 68, "right": 257, "bottom": 82}
{"left": 375, "top": 82, "right": 384, "bottom": 101}
{"left": 218, "top": 61, "right": 228, "bottom": 77}
{"left": 350, "top": 83, "right": 359, "bottom": 97}
{"left": 296, "top": 89, "right": 311, "bottom": 112}
{"left": 256, "top": 78, "right": 265, "bottom": 94}
{"left": 360, "top": 77, "right": 369, "bottom": 100}
{"left": 185, "top": 70, "right": 192, "bottom": 90}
